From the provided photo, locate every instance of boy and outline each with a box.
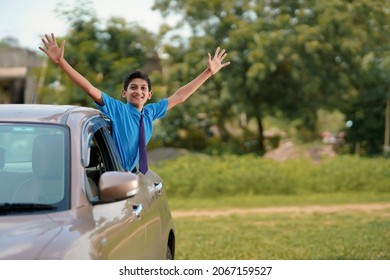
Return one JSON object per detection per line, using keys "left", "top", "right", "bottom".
{"left": 40, "top": 33, "right": 230, "bottom": 173}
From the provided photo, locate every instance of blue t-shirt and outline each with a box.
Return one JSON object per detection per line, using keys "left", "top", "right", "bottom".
{"left": 95, "top": 92, "right": 168, "bottom": 171}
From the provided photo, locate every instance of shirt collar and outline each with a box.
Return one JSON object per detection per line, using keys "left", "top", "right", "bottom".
{"left": 127, "top": 102, "right": 143, "bottom": 116}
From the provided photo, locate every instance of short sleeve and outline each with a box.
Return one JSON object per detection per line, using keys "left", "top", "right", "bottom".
{"left": 145, "top": 98, "right": 168, "bottom": 121}
{"left": 94, "top": 92, "right": 125, "bottom": 119}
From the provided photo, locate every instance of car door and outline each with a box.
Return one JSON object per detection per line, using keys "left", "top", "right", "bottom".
{"left": 137, "top": 171, "right": 166, "bottom": 259}
{"left": 81, "top": 116, "right": 150, "bottom": 259}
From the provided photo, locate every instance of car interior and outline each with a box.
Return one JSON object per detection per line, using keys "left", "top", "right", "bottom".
{"left": 11, "top": 133, "right": 65, "bottom": 204}
{"left": 85, "top": 139, "right": 105, "bottom": 203}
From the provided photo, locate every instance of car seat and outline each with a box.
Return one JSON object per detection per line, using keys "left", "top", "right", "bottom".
{"left": 11, "top": 134, "right": 65, "bottom": 204}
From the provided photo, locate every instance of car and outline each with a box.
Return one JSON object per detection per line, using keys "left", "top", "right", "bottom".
{"left": 0, "top": 104, "right": 175, "bottom": 260}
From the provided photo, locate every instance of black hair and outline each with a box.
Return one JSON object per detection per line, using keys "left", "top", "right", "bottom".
{"left": 123, "top": 70, "right": 152, "bottom": 91}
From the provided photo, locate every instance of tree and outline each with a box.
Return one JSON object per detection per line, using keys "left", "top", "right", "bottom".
{"left": 154, "top": 0, "right": 390, "bottom": 155}
{"left": 332, "top": 1, "right": 390, "bottom": 155}
{"left": 154, "top": 0, "right": 263, "bottom": 153}
{"left": 38, "top": 0, "right": 158, "bottom": 106}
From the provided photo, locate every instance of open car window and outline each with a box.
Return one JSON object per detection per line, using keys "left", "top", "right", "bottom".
{"left": 83, "top": 117, "right": 124, "bottom": 203}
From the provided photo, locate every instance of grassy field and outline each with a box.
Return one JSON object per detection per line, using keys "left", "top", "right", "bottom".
{"left": 168, "top": 193, "right": 390, "bottom": 260}
{"left": 152, "top": 154, "right": 390, "bottom": 198}
{"left": 151, "top": 153, "right": 390, "bottom": 260}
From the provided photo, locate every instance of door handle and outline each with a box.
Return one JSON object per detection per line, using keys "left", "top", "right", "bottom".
{"left": 132, "top": 204, "right": 143, "bottom": 219}
{"left": 154, "top": 182, "right": 163, "bottom": 195}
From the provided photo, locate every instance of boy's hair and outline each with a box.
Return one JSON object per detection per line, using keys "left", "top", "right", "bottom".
{"left": 123, "top": 70, "right": 152, "bottom": 91}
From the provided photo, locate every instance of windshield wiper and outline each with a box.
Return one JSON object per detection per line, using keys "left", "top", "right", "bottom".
{"left": 0, "top": 203, "right": 56, "bottom": 215}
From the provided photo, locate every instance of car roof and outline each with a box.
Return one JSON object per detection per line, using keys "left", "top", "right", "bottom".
{"left": 0, "top": 104, "right": 100, "bottom": 124}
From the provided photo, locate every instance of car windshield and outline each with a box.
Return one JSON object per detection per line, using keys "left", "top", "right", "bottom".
{"left": 0, "top": 123, "right": 69, "bottom": 213}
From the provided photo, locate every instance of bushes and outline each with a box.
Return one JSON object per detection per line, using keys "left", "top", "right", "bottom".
{"left": 151, "top": 154, "right": 390, "bottom": 198}
{"left": 304, "top": 156, "right": 390, "bottom": 193}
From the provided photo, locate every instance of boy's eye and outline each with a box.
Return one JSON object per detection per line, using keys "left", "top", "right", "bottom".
{"left": 129, "top": 85, "right": 148, "bottom": 91}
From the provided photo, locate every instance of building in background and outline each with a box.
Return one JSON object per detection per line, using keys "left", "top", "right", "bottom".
{"left": 0, "top": 39, "right": 43, "bottom": 104}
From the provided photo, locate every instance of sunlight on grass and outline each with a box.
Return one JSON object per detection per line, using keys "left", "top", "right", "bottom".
{"left": 156, "top": 154, "right": 390, "bottom": 260}
{"left": 173, "top": 207, "right": 390, "bottom": 260}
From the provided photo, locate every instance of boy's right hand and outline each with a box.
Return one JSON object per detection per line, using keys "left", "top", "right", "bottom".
{"left": 38, "top": 33, "right": 103, "bottom": 104}
{"left": 39, "top": 33, "right": 65, "bottom": 64}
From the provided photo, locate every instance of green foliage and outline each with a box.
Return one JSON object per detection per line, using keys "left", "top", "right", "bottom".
{"left": 152, "top": 154, "right": 390, "bottom": 198}
{"left": 38, "top": 0, "right": 157, "bottom": 106}
{"left": 154, "top": 0, "right": 390, "bottom": 154}
{"left": 35, "top": 0, "right": 390, "bottom": 155}
{"left": 316, "top": 109, "right": 345, "bottom": 135}
{"left": 154, "top": 154, "right": 293, "bottom": 197}
{"left": 343, "top": 47, "right": 390, "bottom": 155}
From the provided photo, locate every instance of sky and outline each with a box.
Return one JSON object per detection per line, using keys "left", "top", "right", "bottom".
{"left": 0, "top": 0, "right": 168, "bottom": 52}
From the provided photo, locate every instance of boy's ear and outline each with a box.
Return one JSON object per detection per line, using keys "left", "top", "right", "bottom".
{"left": 148, "top": 91, "right": 153, "bottom": 100}
{"left": 121, "top": 89, "right": 127, "bottom": 98}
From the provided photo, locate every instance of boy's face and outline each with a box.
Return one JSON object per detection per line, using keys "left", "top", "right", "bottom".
{"left": 122, "top": 78, "right": 152, "bottom": 111}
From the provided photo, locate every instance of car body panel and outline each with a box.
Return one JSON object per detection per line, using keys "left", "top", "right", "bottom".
{"left": 0, "top": 214, "right": 62, "bottom": 259}
{"left": 0, "top": 104, "right": 175, "bottom": 260}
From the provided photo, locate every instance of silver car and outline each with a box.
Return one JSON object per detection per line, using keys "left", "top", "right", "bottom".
{"left": 0, "top": 104, "right": 175, "bottom": 260}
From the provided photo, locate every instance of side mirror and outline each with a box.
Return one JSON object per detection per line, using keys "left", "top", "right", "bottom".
{"left": 99, "top": 171, "right": 139, "bottom": 202}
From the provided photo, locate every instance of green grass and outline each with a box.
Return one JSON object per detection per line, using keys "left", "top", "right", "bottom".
{"left": 152, "top": 154, "right": 390, "bottom": 259}
{"left": 171, "top": 197, "right": 390, "bottom": 260}
{"left": 152, "top": 154, "right": 390, "bottom": 198}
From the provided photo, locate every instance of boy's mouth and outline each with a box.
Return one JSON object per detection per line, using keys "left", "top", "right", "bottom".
{"left": 132, "top": 94, "right": 145, "bottom": 100}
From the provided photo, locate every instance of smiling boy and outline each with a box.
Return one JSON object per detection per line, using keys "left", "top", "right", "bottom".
{"left": 40, "top": 33, "right": 230, "bottom": 173}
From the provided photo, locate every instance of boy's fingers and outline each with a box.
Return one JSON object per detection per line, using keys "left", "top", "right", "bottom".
{"left": 60, "top": 40, "right": 66, "bottom": 49}
{"left": 41, "top": 38, "right": 48, "bottom": 48}
{"left": 222, "top": 61, "right": 230, "bottom": 67}
{"left": 214, "top": 47, "right": 220, "bottom": 58}
{"left": 45, "top": 34, "right": 52, "bottom": 44}
{"left": 218, "top": 49, "right": 226, "bottom": 59}
{"left": 38, "top": 46, "right": 47, "bottom": 54}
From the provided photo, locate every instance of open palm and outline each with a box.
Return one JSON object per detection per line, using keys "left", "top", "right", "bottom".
{"left": 39, "top": 33, "right": 65, "bottom": 64}
{"left": 208, "top": 47, "right": 230, "bottom": 75}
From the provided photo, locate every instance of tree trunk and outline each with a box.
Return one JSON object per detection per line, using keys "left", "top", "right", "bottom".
{"left": 215, "top": 110, "right": 230, "bottom": 142}
{"left": 255, "top": 114, "right": 265, "bottom": 155}
{"left": 384, "top": 97, "right": 390, "bottom": 154}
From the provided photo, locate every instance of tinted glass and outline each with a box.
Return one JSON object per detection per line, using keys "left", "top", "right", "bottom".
{"left": 0, "top": 124, "right": 68, "bottom": 207}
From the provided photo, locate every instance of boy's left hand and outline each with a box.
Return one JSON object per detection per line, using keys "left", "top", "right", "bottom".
{"left": 208, "top": 47, "right": 230, "bottom": 75}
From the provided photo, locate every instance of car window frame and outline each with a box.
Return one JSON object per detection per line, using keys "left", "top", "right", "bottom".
{"left": 81, "top": 115, "right": 123, "bottom": 172}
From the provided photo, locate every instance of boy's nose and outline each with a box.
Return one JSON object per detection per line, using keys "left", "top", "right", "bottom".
{"left": 132, "top": 91, "right": 144, "bottom": 97}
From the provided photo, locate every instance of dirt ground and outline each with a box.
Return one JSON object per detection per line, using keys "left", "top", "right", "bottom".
{"left": 264, "top": 140, "right": 337, "bottom": 162}
{"left": 172, "top": 202, "right": 390, "bottom": 218}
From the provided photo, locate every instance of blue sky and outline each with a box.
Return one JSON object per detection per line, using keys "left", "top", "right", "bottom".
{"left": 0, "top": 0, "right": 165, "bottom": 51}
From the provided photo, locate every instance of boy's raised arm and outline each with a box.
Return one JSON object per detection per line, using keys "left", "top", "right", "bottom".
{"left": 39, "top": 33, "right": 103, "bottom": 105}
{"left": 167, "top": 47, "right": 230, "bottom": 110}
